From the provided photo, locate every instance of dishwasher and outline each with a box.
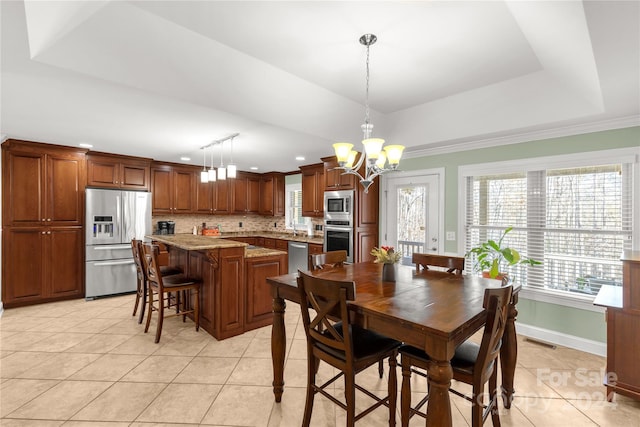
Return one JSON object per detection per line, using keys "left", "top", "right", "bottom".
{"left": 288, "top": 241, "right": 309, "bottom": 274}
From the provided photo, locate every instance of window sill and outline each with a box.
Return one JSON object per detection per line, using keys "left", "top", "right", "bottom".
{"left": 519, "top": 287, "right": 605, "bottom": 313}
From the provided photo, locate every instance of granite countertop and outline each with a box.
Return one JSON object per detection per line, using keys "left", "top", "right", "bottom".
{"left": 148, "top": 234, "right": 288, "bottom": 258}
{"left": 222, "top": 231, "right": 324, "bottom": 245}
{"left": 148, "top": 234, "right": 246, "bottom": 251}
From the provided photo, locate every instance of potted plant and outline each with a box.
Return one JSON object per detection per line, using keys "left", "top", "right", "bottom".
{"left": 466, "top": 227, "right": 541, "bottom": 279}
{"left": 371, "top": 246, "right": 402, "bottom": 281}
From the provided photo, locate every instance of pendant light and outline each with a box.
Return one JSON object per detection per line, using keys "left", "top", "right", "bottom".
{"left": 217, "top": 142, "right": 226, "bottom": 180}
{"left": 208, "top": 145, "right": 216, "bottom": 182}
{"left": 200, "top": 147, "right": 209, "bottom": 183}
{"left": 227, "top": 136, "right": 237, "bottom": 179}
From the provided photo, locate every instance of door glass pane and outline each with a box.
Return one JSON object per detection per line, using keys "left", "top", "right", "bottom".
{"left": 396, "top": 185, "right": 426, "bottom": 265}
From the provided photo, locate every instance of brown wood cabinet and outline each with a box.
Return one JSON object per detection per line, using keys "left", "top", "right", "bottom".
{"left": 245, "top": 252, "right": 287, "bottom": 331}
{"left": 2, "top": 139, "right": 87, "bottom": 307}
{"left": 300, "top": 163, "right": 324, "bottom": 217}
{"left": 87, "top": 152, "right": 151, "bottom": 190}
{"left": 594, "top": 251, "right": 640, "bottom": 402}
{"left": 260, "top": 172, "right": 285, "bottom": 216}
{"left": 3, "top": 140, "right": 86, "bottom": 227}
{"left": 323, "top": 156, "right": 356, "bottom": 190}
{"left": 151, "top": 163, "right": 196, "bottom": 215}
{"left": 233, "top": 172, "right": 261, "bottom": 214}
{"left": 354, "top": 174, "right": 379, "bottom": 262}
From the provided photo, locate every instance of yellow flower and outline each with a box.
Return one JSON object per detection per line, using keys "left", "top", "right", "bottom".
{"left": 370, "top": 246, "right": 402, "bottom": 264}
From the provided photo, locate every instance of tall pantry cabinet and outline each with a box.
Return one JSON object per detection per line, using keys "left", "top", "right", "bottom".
{"left": 2, "top": 139, "right": 87, "bottom": 308}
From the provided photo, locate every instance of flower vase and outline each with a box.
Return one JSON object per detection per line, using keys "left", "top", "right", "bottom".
{"left": 382, "top": 263, "right": 396, "bottom": 282}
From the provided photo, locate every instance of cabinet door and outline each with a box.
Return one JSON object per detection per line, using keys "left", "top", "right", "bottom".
{"left": 195, "top": 180, "right": 214, "bottom": 213}
{"left": 2, "top": 228, "right": 46, "bottom": 304}
{"left": 247, "top": 176, "right": 260, "bottom": 213}
{"left": 216, "top": 248, "right": 245, "bottom": 339}
{"left": 245, "top": 255, "right": 286, "bottom": 329}
{"left": 260, "top": 177, "right": 274, "bottom": 215}
{"left": 233, "top": 177, "right": 249, "bottom": 213}
{"left": 301, "top": 170, "right": 320, "bottom": 217}
{"left": 87, "top": 158, "right": 119, "bottom": 188}
{"left": 324, "top": 157, "right": 356, "bottom": 190}
{"left": 47, "top": 153, "right": 85, "bottom": 226}
{"left": 213, "top": 179, "right": 231, "bottom": 214}
{"left": 3, "top": 150, "right": 44, "bottom": 226}
{"left": 48, "top": 227, "right": 84, "bottom": 298}
{"left": 173, "top": 169, "right": 195, "bottom": 213}
{"left": 151, "top": 167, "right": 173, "bottom": 214}
{"left": 120, "top": 163, "right": 150, "bottom": 190}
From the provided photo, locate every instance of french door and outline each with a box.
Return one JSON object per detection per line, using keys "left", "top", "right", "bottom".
{"left": 382, "top": 172, "right": 442, "bottom": 265}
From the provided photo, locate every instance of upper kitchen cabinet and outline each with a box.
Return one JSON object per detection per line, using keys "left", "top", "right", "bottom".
{"left": 233, "top": 171, "right": 261, "bottom": 214}
{"left": 2, "top": 139, "right": 87, "bottom": 227}
{"left": 300, "top": 163, "right": 324, "bottom": 217}
{"left": 323, "top": 156, "right": 356, "bottom": 191}
{"left": 86, "top": 152, "right": 151, "bottom": 190}
{"left": 259, "top": 172, "right": 285, "bottom": 216}
{"left": 151, "top": 162, "right": 196, "bottom": 215}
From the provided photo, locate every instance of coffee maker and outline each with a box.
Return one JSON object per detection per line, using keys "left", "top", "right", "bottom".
{"left": 166, "top": 221, "right": 175, "bottom": 234}
{"left": 157, "top": 221, "right": 168, "bottom": 235}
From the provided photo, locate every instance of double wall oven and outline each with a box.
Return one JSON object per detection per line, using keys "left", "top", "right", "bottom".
{"left": 323, "top": 190, "right": 354, "bottom": 263}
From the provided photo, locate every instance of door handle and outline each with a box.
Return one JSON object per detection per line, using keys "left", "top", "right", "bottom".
{"left": 93, "top": 244, "right": 131, "bottom": 251}
{"left": 93, "top": 260, "right": 136, "bottom": 267}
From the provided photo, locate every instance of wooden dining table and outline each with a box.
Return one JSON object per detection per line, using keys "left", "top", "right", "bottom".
{"left": 267, "top": 262, "right": 520, "bottom": 427}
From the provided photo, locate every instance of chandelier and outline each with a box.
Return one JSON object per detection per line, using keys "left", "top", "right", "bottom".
{"left": 200, "top": 133, "right": 239, "bottom": 183}
{"left": 332, "top": 34, "right": 405, "bottom": 193}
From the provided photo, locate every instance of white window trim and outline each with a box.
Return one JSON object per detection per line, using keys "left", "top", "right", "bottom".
{"left": 457, "top": 146, "right": 639, "bottom": 308}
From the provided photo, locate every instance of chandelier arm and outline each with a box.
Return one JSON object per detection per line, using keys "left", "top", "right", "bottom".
{"left": 336, "top": 166, "right": 365, "bottom": 183}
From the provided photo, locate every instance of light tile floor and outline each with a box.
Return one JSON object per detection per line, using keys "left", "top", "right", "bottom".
{"left": 1, "top": 294, "right": 638, "bottom": 426}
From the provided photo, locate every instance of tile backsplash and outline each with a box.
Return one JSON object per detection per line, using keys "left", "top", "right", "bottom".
{"left": 152, "top": 214, "right": 324, "bottom": 236}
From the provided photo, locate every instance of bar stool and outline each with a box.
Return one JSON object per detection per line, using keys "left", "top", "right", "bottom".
{"left": 131, "top": 239, "right": 181, "bottom": 324}
{"left": 140, "top": 242, "right": 201, "bottom": 343}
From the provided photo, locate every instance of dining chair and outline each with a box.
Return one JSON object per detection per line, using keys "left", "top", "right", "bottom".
{"left": 309, "top": 250, "right": 348, "bottom": 270}
{"left": 412, "top": 253, "right": 465, "bottom": 274}
{"left": 141, "top": 242, "right": 201, "bottom": 343}
{"left": 131, "top": 239, "right": 181, "bottom": 324}
{"left": 399, "top": 284, "right": 513, "bottom": 427}
{"left": 297, "top": 270, "right": 401, "bottom": 427}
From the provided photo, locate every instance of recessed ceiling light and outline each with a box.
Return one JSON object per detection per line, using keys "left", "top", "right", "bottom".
{"left": 79, "top": 143, "right": 93, "bottom": 148}
{"left": 250, "top": 166, "right": 259, "bottom": 170}
{"left": 180, "top": 156, "right": 191, "bottom": 161}
{"left": 295, "top": 156, "right": 305, "bottom": 161}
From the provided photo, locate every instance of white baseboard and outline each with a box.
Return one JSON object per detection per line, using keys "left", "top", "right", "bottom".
{"left": 516, "top": 322, "right": 606, "bottom": 357}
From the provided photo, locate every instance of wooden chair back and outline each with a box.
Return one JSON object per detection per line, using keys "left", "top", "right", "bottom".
{"left": 297, "top": 270, "right": 356, "bottom": 361}
{"left": 141, "top": 243, "right": 165, "bottom": 291}
{"left": 412, "top": 253, "right": 465, "bottom": 274}
{"left": 475, "top": 285, "right": 513, "bottom": 384}
{"left": 309, "top": 250, "right": 348, "bottom": 271}
{"left": 131, "top": 239, "right": 145, "bottom": 283}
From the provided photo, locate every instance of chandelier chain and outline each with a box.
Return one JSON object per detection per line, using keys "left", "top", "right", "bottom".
{"left": 364, "top": 42, "right": 370, "bottom": 126}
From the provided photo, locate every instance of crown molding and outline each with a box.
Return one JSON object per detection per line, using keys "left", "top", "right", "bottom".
{"left": 404, "top": 115, "right": 640, "bottom": 159}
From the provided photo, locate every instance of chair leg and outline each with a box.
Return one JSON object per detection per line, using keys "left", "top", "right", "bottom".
{"left": 132, "top": 279, "right": 141, "bottom": 317}
{"left": 471, "top": 383, "right": 485, "bottom": 427}
{"left": 144, "top": 287, "right": 154, "bottom": 333}
{"left": 400, "top": 356, "right": 412, "bottom": 427}
{"left": 302, "top": 353, "right": 316, "bottom": 427}
{"left": 388, "top": 353, "right": 398, "bottom": 427}
{"left": 194, "top": 288, "right": 200, "bottom": 331}
{"left": 137, "top": 279, "right": 147, "bottom": 324}
{"left": 489, "top": 370, "right": 501, "bottom": 427}
{"left": 378, "top": 359, "right": 384, "bottom": 378}
{"left": 155, "top": 291, "right": 165, "bottom": 343}
{"left": 345, "top": 372, "right": 356, "bottom": 427}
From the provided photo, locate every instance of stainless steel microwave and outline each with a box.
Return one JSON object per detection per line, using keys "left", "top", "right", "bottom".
{"left": 324, "top": 190, "right": 354, "bottom": 220}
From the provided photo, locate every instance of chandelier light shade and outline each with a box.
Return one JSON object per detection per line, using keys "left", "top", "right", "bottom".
{"left": 332, "top": 34, "right": 405, "bottom": 193}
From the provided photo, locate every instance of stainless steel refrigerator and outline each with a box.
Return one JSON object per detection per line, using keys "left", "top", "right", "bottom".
{"left": 85, "top": 188, "right": 152, "bottom": 299}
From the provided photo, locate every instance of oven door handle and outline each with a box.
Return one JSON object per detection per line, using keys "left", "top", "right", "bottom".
{"left": 325, "top": 227, "right": 353, "bottom": 232}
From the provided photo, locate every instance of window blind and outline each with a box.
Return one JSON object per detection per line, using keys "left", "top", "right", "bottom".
{"left": 465, "top": 162, "right": 633, "bottom": 298}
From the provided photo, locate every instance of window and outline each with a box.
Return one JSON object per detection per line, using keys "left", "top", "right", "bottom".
{"left": 461, "top": 148, "right": 637, "bottom": 302}
{"left": 285, "top": 183, "right": 303, "bottom": 229}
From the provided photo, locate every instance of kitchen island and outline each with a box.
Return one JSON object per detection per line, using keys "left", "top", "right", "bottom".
{"left": 149, "top": 234, "right": 287, "bottom": 340}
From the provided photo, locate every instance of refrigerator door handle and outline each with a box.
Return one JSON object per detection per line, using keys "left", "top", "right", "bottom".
{"left": 92, "top": 244, "right": 132, "bottom": 251}
{"left": 93, "top": 260, "right": 136, "bottom": 267}
{"left": 116, "top": 194, "right": 121, "bottom": 237}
